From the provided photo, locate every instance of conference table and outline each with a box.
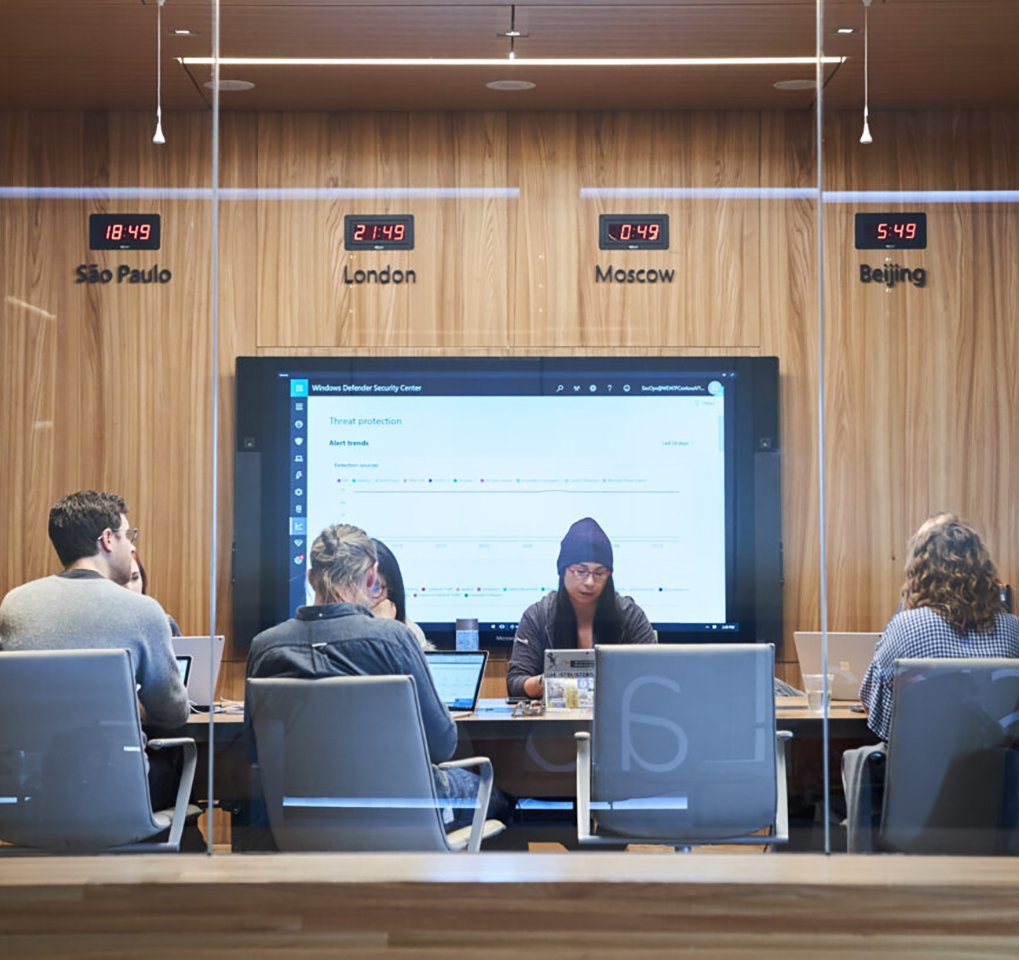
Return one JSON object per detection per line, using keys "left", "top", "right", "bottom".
{"left": 184, "top": 697, "right": 871, "bottom": 847}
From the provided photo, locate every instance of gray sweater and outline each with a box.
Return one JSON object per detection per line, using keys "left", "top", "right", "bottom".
{"left": 0, "top": 570, "right": 190, "bottom": 728}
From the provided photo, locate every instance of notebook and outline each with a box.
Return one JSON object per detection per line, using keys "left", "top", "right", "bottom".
{"left": 424, "top": 650, "right": 488, "bottom": 711}
{"left": 171, "top": 635, "right": 226, "bottom": 707}
{"left": 544, "top": 648, "right": 596, "bottom": 710}
{"left": 793, "top": 631, "right": 881, "bottom": 701}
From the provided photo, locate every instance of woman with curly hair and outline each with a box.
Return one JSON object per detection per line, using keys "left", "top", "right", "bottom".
{"left": 859, "top": 513, "right": 1019, "bottom": 741}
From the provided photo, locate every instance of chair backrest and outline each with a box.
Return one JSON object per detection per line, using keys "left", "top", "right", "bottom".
{"left": 591, "top": 643, "right": 777, "bottom": 842}
{"left": 247, "top": 675, "right": 452, "bottom": 851}
{"left": 882, "top": 658, "right": 1019, "bottom": 855}
{"left": 0, "top": 649, "right": 160, "bottom": 850}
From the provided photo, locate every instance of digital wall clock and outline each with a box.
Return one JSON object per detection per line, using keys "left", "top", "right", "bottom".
{"left": 344, "top": 215, "right": 414, "bottom": 250}
{"left": 855, "top": 213, "right": 927, "bottom": 250}
{"left": 89, "top": 214, "right": 161, "bottom": 250}
{"left": 599, "top": 214, "right": 669, "bottom": 250}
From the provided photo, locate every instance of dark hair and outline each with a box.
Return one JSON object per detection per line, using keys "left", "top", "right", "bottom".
{"left": 373, "top": 539, "right": 408, "bottom": 623}
{"left": 551, "top": 575, "right": 623, "bottom": 648}
{"left": 48, "top": 490, "right": 127, "bottom": 567}
{"left": 132, "top": 548, "right": 148, "bottom": 595}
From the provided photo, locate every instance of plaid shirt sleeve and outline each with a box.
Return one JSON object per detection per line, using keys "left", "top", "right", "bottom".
{"left": 859, "top": 607, "right": 1019, "bottom": 741}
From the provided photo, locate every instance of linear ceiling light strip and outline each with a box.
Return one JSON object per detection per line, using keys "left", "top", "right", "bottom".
{"left": 180, "top": 56, "right": 844, "bottom": 67}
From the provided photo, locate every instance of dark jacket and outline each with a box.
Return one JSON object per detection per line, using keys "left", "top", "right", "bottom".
{"left": 245, "top": 602, "right": 456, "bottom": 763}
{"left": 506, "top": 591, "right": 657, "bottom": 698}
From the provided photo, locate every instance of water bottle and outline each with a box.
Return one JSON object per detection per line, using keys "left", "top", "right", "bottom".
{"left": 455, "top": 617, "right": 479, "bottom": 651}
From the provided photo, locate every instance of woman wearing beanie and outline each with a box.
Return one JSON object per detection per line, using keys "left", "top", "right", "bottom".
{"left": 506, "top": 518, "right": 656, "bottom": 699}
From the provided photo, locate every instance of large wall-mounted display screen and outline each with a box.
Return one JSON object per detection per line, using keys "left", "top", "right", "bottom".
{"left": 233, "top": 357, "right": 781, "bottom": 648}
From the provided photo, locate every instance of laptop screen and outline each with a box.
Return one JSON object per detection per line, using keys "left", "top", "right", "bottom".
{"left": 424, "top": 651, "right": 487, "bottom": 710}
{"left": 176, "top": 655, "right": 192, "bottom": 688}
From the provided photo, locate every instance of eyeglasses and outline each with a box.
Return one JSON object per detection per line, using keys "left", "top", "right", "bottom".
{"left": 98, "top": 526, "right": 138, "bottom": 544}
{"left": 566, "top": 564, "right": 611, "bottom": 581}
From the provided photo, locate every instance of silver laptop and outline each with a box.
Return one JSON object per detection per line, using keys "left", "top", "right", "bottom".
{"left": 171, "top": 635, "right": 225, "bottom": 707}
{"left": 793, "top": 631, "right": 881, "bottom": 700}
{"left": 544, "top": 648, "right": 596, "bottom": 710}
{"left": 424, "top": 650, "right": 488, "bottom": 711}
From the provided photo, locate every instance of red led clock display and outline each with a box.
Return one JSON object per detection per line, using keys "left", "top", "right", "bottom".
{"left": 344, "top": 215, "right": 414, "bottom": 250}
{"left": 89, "top": 214, "right": 161, "bottom": 250}
{"left": 599, "top": 214, "right": 670, "bottom": 250}
{"left": 855, "top": 213, "right": 927, "bottom": 250}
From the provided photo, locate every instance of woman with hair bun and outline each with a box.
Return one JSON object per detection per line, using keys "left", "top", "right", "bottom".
{"left": 859, "top": 513, "right": 1019, "bottom": 741}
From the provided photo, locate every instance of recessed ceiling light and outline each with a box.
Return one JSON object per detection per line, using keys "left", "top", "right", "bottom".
{"left": 203, "top": 79, "right": 256, "bottom": 92}
{"left": 773, "top": 80, "right": 817, "bottom": 91}
{"left": 836, "top": 27, "right": 859, "bottom": 35}
{"left": 169, "top": 29, "right": 198, "bottom": 36}
{"left": 486, "top": 80, "right": 536, "bottom": 90}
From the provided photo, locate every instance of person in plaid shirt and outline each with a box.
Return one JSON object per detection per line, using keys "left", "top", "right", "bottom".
{"left": 843, "top": 514, "right": 1019, "bottom": 850}
{"left": 860, "top": 513, "right": 1019, "bottom": 740}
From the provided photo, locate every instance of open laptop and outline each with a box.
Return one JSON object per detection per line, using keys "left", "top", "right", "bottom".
{"left": 793, "top": 631, "right": 881, "bottom": 701}
{"left": 544, "top": 648, "right": 596, "bottom": 710}
{"left": 424, "top": 650, "right": 488, "bottom": 711}
{"left": 175, "top": 655, "right": 192, "bottom": 688}
{"left": 171, "top": 635, "right": 226, "bottom": 707}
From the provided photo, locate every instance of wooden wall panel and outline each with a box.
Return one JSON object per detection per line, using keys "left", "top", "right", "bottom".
{"left": 256, "top": 112, "right": 509, "bottom": 349}
{"left": 758, "top": 110, "right": 818, "bottom": 686}
{"left": 510, "top": 111, "right": 761, "bottom": 348}
{"left": 2, "top": 106, "right": 1018, "bottom": 694}
{"left": 821, "top": 110, "right": 1019, "bottom": 633}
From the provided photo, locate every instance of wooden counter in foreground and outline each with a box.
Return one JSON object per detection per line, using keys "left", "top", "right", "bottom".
{"left": 2, "top": 853, "right": 1018, "bottom": 959}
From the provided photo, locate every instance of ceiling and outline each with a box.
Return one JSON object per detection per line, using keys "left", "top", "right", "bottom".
{"left": 1, "top": 1, "right": 1017, "bottom": 112}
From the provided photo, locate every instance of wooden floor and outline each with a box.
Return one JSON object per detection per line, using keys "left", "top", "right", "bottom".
{"left": 3, "top": 854, "right": 1019, "bottom": 958}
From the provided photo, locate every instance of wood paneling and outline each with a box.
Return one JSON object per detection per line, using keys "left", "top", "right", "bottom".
{"left": 511, "top": 112, "right": 761, "bottom": 348}
{"left": 2, "top": 107, "right": 1018, "bottom": 690}
{"left": 256, "top": 112, "right": 509, "bottom": 348}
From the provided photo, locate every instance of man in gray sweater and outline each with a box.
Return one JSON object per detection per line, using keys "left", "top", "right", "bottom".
{"left": 0, "top": 490, "right": 190, "bottom": 805}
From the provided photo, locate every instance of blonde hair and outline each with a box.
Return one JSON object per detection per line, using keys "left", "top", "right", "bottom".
{"left": 901, "top": 513, "right": 1005, "bottom": 634}
{"left": 309, "top": 524, "right": 377, "bottom": 604}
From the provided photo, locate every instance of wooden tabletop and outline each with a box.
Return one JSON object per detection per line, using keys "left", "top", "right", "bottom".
{"left": 186, "top": 696, "right": 867, "bottom": 725}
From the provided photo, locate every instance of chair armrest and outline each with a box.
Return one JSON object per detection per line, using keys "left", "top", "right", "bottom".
{"left": 437, "top": 756, "right": 493, "bottom": 852}
{"left": 773, "top": 730, "right": 792, "bottom": 845}
{"left": 149, "top": 738, "right": 198, "bottom": 850}
{"left": 575, "top": 732, "right": 593, "bottom": 842}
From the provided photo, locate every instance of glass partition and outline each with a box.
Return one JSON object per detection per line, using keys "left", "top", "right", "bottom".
{"left": 821, "top": 0, "right": 1019, "bottom": 855}
{"left": 28, "top": 0, "right": 1019, "bottom": 862}
{"left": 208, "top": 2, "right": 834, "bottom": 857}
{"left": 0, "top": 0, "right": 219, "bottom": 854}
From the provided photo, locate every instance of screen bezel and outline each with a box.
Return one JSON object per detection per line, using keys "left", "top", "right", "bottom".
{"left": 234, "top": 356, "right": 780, "bottom": 650}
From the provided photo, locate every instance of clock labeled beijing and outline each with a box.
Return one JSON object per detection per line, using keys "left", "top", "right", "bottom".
{"left": 855, "top": 213, "right": 927, "bottom": 250}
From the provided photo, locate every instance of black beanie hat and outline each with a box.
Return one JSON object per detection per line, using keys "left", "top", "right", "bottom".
{"left": 557, "top": 518, "right": 613, "bottom": 576}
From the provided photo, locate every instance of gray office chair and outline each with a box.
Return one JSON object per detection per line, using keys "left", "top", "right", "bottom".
{"left": 0, "top": 649, "right": 197, "bottom": 852}
{"left": 575, "top": 644, "right": 792, "bottom": 847}
{"left": 247, "top": 675, "right": 504, "bottom": 852}
{"left": 877, "top": 658, "right": 1019, "bottom": 855}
